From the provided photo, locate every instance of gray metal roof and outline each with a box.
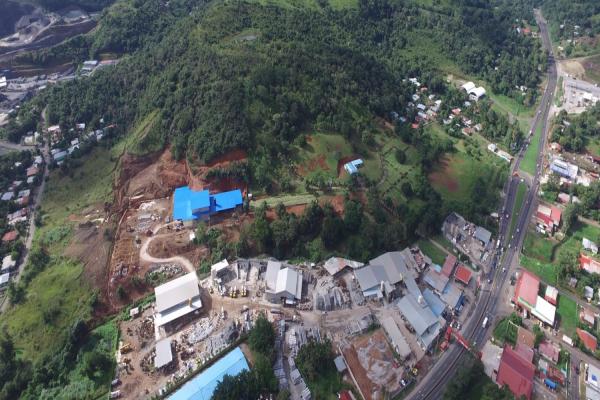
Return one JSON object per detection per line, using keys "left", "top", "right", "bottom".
{"left": 397, "top": 295, "right": 438, "bottom": 337}
{"left": 380, "top": 317, "right": 411, "bottom": 359}
{"left": 265, "top": 260, "right": 281, "bottom": 291}
{"left": 154, "top": 272, "right": 200, "bottom": 313}
{"left": 354, "top": 265, "right": 378, "bottom": 291}
{"left": 154, "top": 338, "right": 172, "bottom": 368}
{"left": 369, "top": 251, "right": 422, "bottom": 299}
{"left": 474, "top": 226, "right": 492, "bottom": 245}
{"left": 333, "top": 355, "right": 347, "bottom": 372}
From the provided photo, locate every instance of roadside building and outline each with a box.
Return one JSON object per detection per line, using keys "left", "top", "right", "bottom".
{"left": 454, "top": 264, "right": 472, "bottom": 286}
{"left": 422, "top": 288, "right": 446, "bottom": 317}
{"left": 585, "top": 363, "right": 600, "bottom": 400}
{"left": 154, "top": 272, "right": 202, "bottom": 328}
{"left": 440, "top": 283, "right": 464, "bottom": 315}
{"left": 354, "top": 251, "right": 420, "bottom": 301}
{"left": 513, "top": 271, "right": 556, "bottom": 326}
{"left": 1, "top": 255, "right": 16, "bottom": 274}
{"left": 0, "top": 273, "right": 9, "bottom": 288}
{"left": 496, "top": 345, "right": 535, "bottom": 400}
{"left": 578, "top": 328, "right": 598, "bottom": 352}
{"left": 538, "top": 341, "right": 560, "bottom": 363}
{"left": 396, "top": 294, "right": 442, "bottom": 351}
{"left": 424, "top": 264, "right": 450, "bottom": 294}
{"left": 580, "top": 308, "right": 596, "bottom": 327}
{"left": 535, "top": 204, "right": 562, "bottom": 234}
{"left": 380, "top": 317, "right": 412, "bottom": 359}
{"left": 264, "top": 261, "right": 303, "bottom": 304}
{"left": 583, "top": 238, "right": 599, "bottom": 255}
{"left": 474, "top": 226, "right": 492, "bottom": 247}
{"left": 550, "top": 158, "right": 578, "bottom": 180}
{"left": 581, "top": 254, "right": 600, "bottom": 275}
{"left": 333, "top": 356, "right": 347, "bottom": 373}
{"left": 558, "top": 192, "right": 581, "bottom": 204}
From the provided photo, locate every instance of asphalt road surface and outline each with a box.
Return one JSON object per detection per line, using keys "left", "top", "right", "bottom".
{"left": 407, "top": 9, "right": 557, "bottom": 400}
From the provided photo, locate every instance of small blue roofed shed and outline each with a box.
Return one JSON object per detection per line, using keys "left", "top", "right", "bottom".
{"left": 168, "top": 346, "right": 249, "bottom": 400}
{"left": 344, "top": 159, "right": 364, "bottom": 175}
{"left": 173, "top": 186, "right": 243, "bottom": 221}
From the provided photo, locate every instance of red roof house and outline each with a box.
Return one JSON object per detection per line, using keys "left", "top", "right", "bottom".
{"left": 454, "top": 264, "right": 472, "bottom": 285}
{"left": 513, "top": 270, "right": 540, "bottom": 311}
{"left": 538, "top": 340, "right": 560, "bottom": 363}
{"left": 577, "top": 328, "right": 598, "bottom": 352}
{"left": 496, "top": 346, "right": 535, "bottom": 400}
{"left": 580, "top": 253, "right": 600, "bottom": 275}
{"left": 26, "top": 166, "right": 38, "bottom": 177}
{"left": 338, "top": 391, "right": 352, "bottom": 400}
{"left": 441, "top": 254, "right": 457, "bottom": 277}
{"left": 535, "top": 204, "right": 562, "bottom": 233}
{"left": 1, "top": 231, "right": 18, "bottom": 242}
{"left": 580, "top": 308, "right": 596, "bottom": 327}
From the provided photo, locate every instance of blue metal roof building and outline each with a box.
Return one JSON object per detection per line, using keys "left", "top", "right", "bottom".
{"left": 422, "top": 288, "right": 446, "bottom": 317}
{"left": 173, "top": 186, "right": 243, "bottom": 221}
{"left": 168, "top": 346, "right": 249, "bottom": 400}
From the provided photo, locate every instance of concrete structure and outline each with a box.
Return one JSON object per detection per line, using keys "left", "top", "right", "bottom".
{"left": 474, "top": 226, "right": 492, "bottom": 246}
{"left": 1, "top": 255, "right": 16, "bottom": 273}
{"left": 154, "top": 272, "right": 202, "bottom": 327}
{"left": 154, "top": 338, "right": 173, "bottom": 369}
{"left": 496, "top": 346, "right": 535, "bottom": 400}
{"left": 333, "top": 356, "right": 347, "bottom": 373}
{"left": 380, "top": 316, "right": 412, "bottom": 359}
{"left": 461, "top": 81, "right": 476, "bottom": 92}
{"left": 210, "top": 259, "right": 230, "bottom": 282}
{"left": 264, "top": 261, "right": 303, "bottom": 304}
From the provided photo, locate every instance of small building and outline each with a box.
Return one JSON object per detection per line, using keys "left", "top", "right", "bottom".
{"left": 264, "top": 261, "right": 303, "bottom": 304}
{"left": 454, "top": 265, "right": 472, "bottom": 286}
{"left": 535, "top": 204, "right": 562, "bottom": 233}
{"left": 2, "top": 255, "right": 16, "bottom": 273}
{"left": 422, "top": 288, "right": 446, "bottom": 317}
{"left": 585, "top": 286, "right": 595, "bottom": 301}
{"left": 323, "top": 257, "right": 363, "bottom": 277}
{"left": 558, "top": 192, "right": 580, "bottom": 204}
{"left": 577, "top": 328, "right": 598, "bottom": 352}
{"left": 0, "top": 273, "right": 9, "bottom": 287}
{"left": 538, "top": 341, "right": 559, "bottom": 363}
{"left": 580, "top": 254, "right": 600, "bottom": 275}
{"left": 550, "top": 158, "right": 578, "bottom": 180}
{"left": 468, "top": 87, "right": 486, "bottom": 102}
{"left": 474, "top": 226, "right": 492, "bottom": 247}
{"left": 496, "top": 345, "right": 535, "bottom": 400}
{"left": 580, "top": 308, "right": 595, "bottom": 327}
{"left": 516, "top": 326, "right": 535, "bottom": 349}
{"left": 344, "top": 159, "right": 364, "bottom": 175}
{"left": 380, "top": 316, "right": 412, "bottom": 359}
{"left": 461, "top": 81, "right": 476, "bottom": 93}
{"left": 1, "top": 231, "right": 18, "bottom": 243}
{"left": 0, "top": 76, "right": 6, "bottom": 90}
{"left": 513, "top": 271, "right": 556, "bottom": 326}
{"left": 210, "top": 259, "right": 230, "bottom": 282}
{"left": 154, "top": 272, "right": 202, "bottom": 328}
{"left": 441, "top": 254, "right": 457, "bottom": 278}
{"left": 544, "top": 285, "right": 558, "bottom": 305}
{"left": 53, "top": 150, "right": 68, "bottom": 162}
{"left": 333, "top": 356, "right": 347, "bottom": 373}
{"left": 154, "top": 338, "right": 173, "bottom": 369}
{"left": 583, "top": 238, "right": 599, "bottom": 255}
{"left": 26, "top": 166, "right": 38, "bottom": 177}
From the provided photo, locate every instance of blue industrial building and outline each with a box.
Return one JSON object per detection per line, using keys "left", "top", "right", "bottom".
{"left": 173, "top": 186, "right": 243, "bottom": 221}
{"left": 168, "top": 347, "right": 249, "bottom": 400}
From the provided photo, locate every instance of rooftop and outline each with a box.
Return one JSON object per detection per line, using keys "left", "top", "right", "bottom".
{"left": 154, "top": 272, "right": 202, "bottom": 327}
{"left": 155, "top": 339, "right": 173, "bottom": 368}
{"left": 441, "top": 254, "right": 457, "bottom": 277}
{"left": 396, "top": 294, "right": 438, "bottom": 337}
{"left": 323, "top": 257, "right": 363, "bottom": 276}
{"left": 514, "top": 270, "right": 539, "bottom": 310}
{"left": 380, "top": 316, "right": 412, "bottom": 359}
{"left": 496, "top": 346, "right": 534, "bottom": 400}
{"left": 173, "top": 186, "right": 243, "bottom": 221}
{"left": 577, "top": 328, "right": 598, "bottom": 352}
{"left": 454, "top": 265, "right": 472, "bottom": 285}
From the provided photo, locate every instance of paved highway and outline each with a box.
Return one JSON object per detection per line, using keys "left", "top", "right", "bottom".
{"left": 408, "top": 9, "right": 557, "bottom": 400}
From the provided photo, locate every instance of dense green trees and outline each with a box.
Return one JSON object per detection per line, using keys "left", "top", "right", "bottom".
{"left": 295, "top": 339, "right": 335, "bottom": 381}
{"left": 248, "top": 314, "right": 276, "bottom": 359}
{"left": 444, "top": 358, "right": 515, "bottom": 400}
{"left": 551, "top": 106, "right": 600, "bottom": 153}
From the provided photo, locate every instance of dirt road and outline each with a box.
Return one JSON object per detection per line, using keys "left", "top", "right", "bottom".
{"left": 139, "top": 224, "right": 195, "bottom": 273}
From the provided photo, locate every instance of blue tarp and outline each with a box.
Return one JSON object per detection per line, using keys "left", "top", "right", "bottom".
{"left": 173, "top": 187, "right": 243, "bottom": 221}
{"left": 169, "top": 347, "right": 249, "bottom": 400}
{"left": 422, "top": 288, "right": 446, "bottom": 317}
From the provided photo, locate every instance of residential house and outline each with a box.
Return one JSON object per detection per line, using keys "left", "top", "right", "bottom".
{"left": 535, "top": 204, "right": 562, "bottom": 233}
{"left": 581, "top": 254, "right": 600, "bottom": 275}
{"left": 496, "top": 345, "right": 535, "bottom": 400}
{"left": 577, "top": 328, "right": 598, "bottom": 352}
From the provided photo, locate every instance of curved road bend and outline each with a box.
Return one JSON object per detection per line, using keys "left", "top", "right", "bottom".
{"left": 139, "top": 223, "right": 195, "bottom": 273}
{"left": 408, "top": 9, "right": 557, "bottom": 400}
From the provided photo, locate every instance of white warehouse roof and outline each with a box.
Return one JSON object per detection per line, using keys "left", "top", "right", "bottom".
{"left": 532, "top": 296, "right": 556, "bottom": 326}
{"left": 154, "top": 272, "right": 202, "bottom": 327}
{"left": 462, "top": 81, "right": 476, "bottom": 92}
{"left": 154, "top": 338, "right": 173, "bottom": 368}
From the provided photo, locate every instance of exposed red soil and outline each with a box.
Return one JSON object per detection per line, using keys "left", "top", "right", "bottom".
{"left": 428, "top": 156, "right": 459, "bottom": 193}
{"left": 265, "top": 204, "right": 308, "bottom": 221}
{"left": 321, "top": 195, "right": 345, "bottom": 214}
{"left": 297, "top": 154, "right": 329, "bottom": 177}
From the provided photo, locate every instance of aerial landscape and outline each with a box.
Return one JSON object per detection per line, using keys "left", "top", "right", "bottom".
{"left": 2, "top": 0, "right": 600, "bottom": 399}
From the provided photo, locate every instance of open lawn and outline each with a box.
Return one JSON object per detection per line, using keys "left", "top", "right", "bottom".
{"left": 416, "top": 238, "right": 447, "bottom": 265}
{"left": 523, "top": 231, "right": 554, "bottom": 263}
{"left": 557, "top": 296, "right": 578, "bottom": 336}
{"left": 253, "top": 193, "right": 317, "bottom": 208}
{"left": 520, "top": 255, "right": 558, "bottom": 286}
{"left": 0, "top": 145, "right": 118, "bottom": 364}
{"left": 584, "top": 54, "right": 600, "bottom": 84}
{"left": 493, "top": 316, "right": 518, "bottom": 345}
{"left": 520, "top": 123, "right": 542, "bottom": 175}
{"left": 508, "top": 182, "right": 527, "bottom": 243}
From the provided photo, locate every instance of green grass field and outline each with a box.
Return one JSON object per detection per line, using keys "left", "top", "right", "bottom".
{"left": 557, "top": 296, "right": 578, "bottom": 336}
{"left": 416, "top": 239, "right": 447, "bottom": 265}
{"left": 520, "top": 255, "right": 558, "bottom": 286}
{"left": 0, "top": 146, "right": 118, "bottom": 363}
{"left": 523, "top": 231, "right": 554, "bottom": 263}
{"left": 520, "top": 123, "right": 542, "bottom": 175}
{"left": 253, "top": 193, "right": 317, "bottom": 208}
{"left": 489, "top": 91, "right": 535, "bottom": 119}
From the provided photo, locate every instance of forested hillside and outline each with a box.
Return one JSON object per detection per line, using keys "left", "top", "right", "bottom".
{"left": 535, "top": 0, "right": 600, "bottom": 39}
